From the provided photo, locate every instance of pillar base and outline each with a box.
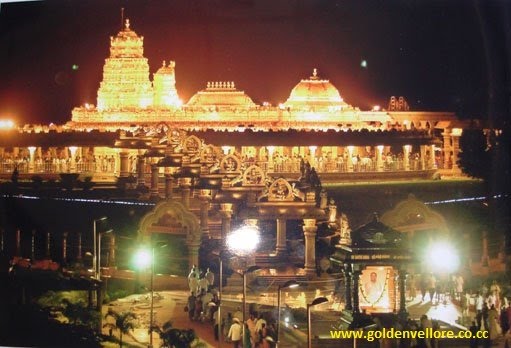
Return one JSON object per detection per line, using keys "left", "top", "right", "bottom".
{"left": 304, "top": 266, "right": 316, "bottom": 276}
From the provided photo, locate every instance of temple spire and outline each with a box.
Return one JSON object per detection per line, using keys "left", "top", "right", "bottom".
{"left": 121, "top": 8, "right": 124, "bottom": 30}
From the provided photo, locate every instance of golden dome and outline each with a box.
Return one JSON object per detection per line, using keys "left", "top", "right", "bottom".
{"left": 285, "top": 69, "right": 349, "bottom": 111}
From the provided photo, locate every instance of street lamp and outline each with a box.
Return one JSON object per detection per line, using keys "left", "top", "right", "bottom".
{"left": 97, "top": 229, "right": 113, "bottom": 280}
{"left": 277, "top": 280, "right": 300, "bottom": 347}
{"left": 226, "top": 224, "right": 260, "bottom": 347}
{"left": 93, "top": 216, "right": 107, "bottom": 280}
{"left": 426, "top": 241, "right": 459, "bottom": 274}
{"left": 133, "top": 242, "right": 167, "bottom": 348}
{"left": 307, "top": 297, "right": 328, "bottom": 348}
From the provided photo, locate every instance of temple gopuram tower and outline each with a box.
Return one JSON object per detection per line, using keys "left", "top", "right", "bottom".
{"left": 96, "top": 19, "right": 153, "bottom": 111}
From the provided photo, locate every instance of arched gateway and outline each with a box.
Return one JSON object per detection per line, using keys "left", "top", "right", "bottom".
{"left": 138, "top": 200, "right": 201, "bottom": 273}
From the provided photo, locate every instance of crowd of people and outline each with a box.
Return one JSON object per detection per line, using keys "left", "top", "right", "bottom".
{"left": 186, "top": 265, "right": 277, "bottom": 348}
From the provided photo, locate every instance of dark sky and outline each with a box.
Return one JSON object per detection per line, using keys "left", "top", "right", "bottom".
{"left": 0, "top": 0, "right": 510, "bottom": 125}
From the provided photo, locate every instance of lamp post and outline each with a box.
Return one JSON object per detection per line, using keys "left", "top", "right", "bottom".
{"left": 226, "top": 225, "right": 260, "bottom": 347}
{"left": 277, "top": 280, "right": 300, "bottom": 347}
{"left": 97, "top": 229, "right": 113, "bottom": 280}
{"left": 93, "top": 217, "right": 107, "bottom": 280}
{"left": 307, "top": 297, "right": 328, "bottom": 348}
{"left": 134, "top": 242, "right": 167, "bottom": 348}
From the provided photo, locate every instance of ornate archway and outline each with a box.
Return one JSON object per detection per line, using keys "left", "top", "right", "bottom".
{"left": 138, "top": 200, "right": 201, "bottom": 272}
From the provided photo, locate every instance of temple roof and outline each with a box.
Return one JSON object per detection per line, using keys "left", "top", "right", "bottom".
{"left": 284, "top": 69, "right": 351, "bottom": 110}
{"left": 155, "top": 60, "right": 176, "bottom": 75}
{"left": 186, "top": 82, "right": 256, "bottom": 108}
{"left": 109, "top": 19, "right": 145, "bottom": 58}
{"left": 351, "top": 213, "right": 405, "bottom": 249}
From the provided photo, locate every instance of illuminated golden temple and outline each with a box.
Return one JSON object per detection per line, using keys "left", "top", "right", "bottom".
{"left": 1, "top": 19, "right": 468, "bottom": 182}
{"left": 0, "top": 19, "right": 475, "bottom": 294}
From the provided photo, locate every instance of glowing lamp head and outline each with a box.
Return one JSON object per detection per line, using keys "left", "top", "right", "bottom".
{"left": 133, "top": 248, "right": 152, "bottom": 269}
{"left": 426, "top": 241, "right": 459, "bottom": 274}
{"left": 0, "top": 120, "right": 15, "bottom": 129}
{"left": 226, "top": 225, "right": 260, "bottom": 256}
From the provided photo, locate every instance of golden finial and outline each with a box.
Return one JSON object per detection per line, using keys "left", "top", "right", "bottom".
{"left": 162, "top": 60, "right": 166, "bottom": 67}
{"left": 313, "top": 68, "right": 318, "bottom": 78}
{"left": 125, "top": 18, "right": 131, "bottom": 30}
{"left": 169, "top": 60, "right": 175, "bottom": 68}
{"left": 207, "top": 82, "right": 211, "bottom": 88}
{"left": 232, "top": 81, "right": 235, "bottom": 89}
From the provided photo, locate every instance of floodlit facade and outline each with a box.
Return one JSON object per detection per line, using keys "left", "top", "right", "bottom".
{"left": 0, "top": 19, "right": 468, "bottom": 181}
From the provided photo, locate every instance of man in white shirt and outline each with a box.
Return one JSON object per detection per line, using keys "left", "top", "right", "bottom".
{"left": 228, "top": 318, "right": 242, "bottom": 348}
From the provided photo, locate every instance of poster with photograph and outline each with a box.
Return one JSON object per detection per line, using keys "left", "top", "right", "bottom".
{"left": 359, "top": 266, "right": 394, "bottom": 313}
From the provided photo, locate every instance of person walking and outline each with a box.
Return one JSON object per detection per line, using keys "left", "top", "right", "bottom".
{"left": 227, "top": 318, "right": 243, "bottom": 348}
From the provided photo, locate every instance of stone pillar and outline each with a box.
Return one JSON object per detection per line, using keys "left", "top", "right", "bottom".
{"left": 119, "top": 151, "right": 130, "bottom": 177}
{"left": 276, "top": 218, "right": 287, "bottom": 255}
{"left": 62, "top": 232, "right": 68, "bottom": 264}
{"left": 344, "top": 264, "right": 353, "bottom": 311}
{"left": 328, "top": 200, "right": 337, "bottom": 225}
{"left": 165, "top": 174, "right": 174, "bottom": 199}
{"left": 179, "top": 178, "right": 192, "bottom": 209}
{"left": 267, "top": 146, "right": 275, "bottom": 172}
{"left": 220, "top": 203, "right": 233, "bottom": 240}
{"left": 481, "top": 231, "right": 489, "bottom": 267}
{"left": 109, "top": 233, "right": 116, "bottom": 268}
{"left": 398, "top": 269, "right": 407, "bottom": 317}
{"left": 420, "top": 145, "right": 426, "bottom": 170}
{"left": 136, "top": 155, "right": 146, "bottom": 188}
{"left": 187, "top": 242, "right": 200, "bottom": 270}
{"left": 347, "top": 146, "right": 354, "bottom": 172}
{"left": 353, "top": 270, "right": 361, "bottom": 314}
{"left": 429, "top": 145, "right": 436, "bottom": 169}
{"left": 77, "top": 232, "right": 83, "bottom": 262}
{"left": 15, "top": 229, "right": 21, "bottom": 257}
{"left": 69, "top": 146, "right": 78, "bottom": 172}
{"left": 199, "top": 190, "right": 212, "bottom": 239}
{"left": 376, "top": 145, "right": 384, "bottom": 172}
{"left": 31, "top": 230, "right": 36, "bottom": 260}
{"left": 442, "top": 129, "right": 452, "bottom": 169}
{"left": 46, "top": 231, "right": 51, "bottom": 259}
{"left": 28, "top": 147, "right": 36, "bottom": 173}
{"left": 303, "top": 219, "right": 318, "bottom": 275}
{"left": 150, "top": 164, "right": 159, "bottom": 199}
{"left": 452, "top": 133, "right": 461, "bottom": 173}
{"left": 403, "top": 145, "right": 411, "bottom": 171}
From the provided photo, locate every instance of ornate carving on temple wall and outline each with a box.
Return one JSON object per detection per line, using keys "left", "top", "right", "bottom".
{"left": 219, "top": 154, "right": 241, "bottom": 174}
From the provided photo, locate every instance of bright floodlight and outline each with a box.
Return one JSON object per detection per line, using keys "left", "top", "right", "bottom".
{"left": 427, "top": 241, "right": 459, "bottom": 273}
{"left": 134, "top": 248, "right": 152, "bottom": 270}
{"left": 227, "top": 225, "right": 260, "bottom": 256}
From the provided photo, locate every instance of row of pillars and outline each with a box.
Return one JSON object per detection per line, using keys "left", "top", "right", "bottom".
{"left": 1, "top": 228, "right": 116, "bottom": 267}
{"left": 218, "top": 203, "right": 319, "bottom": 275}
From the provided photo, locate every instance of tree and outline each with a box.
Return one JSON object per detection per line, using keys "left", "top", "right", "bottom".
{"left": 151, "top": 320, "right": 198, "bottom": 348}
{"left": 457, "top": 128, "right": 492, "bottom": 181}
{"left": 103, "top": 309, "right": 137, "bottom": 347}
{"left": 61, "top": 299, "right": 97, "bottom": 327}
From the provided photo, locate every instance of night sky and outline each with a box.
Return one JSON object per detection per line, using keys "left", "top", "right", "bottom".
{"left": 0, "top": 0, "right": 510, "bottom": 125}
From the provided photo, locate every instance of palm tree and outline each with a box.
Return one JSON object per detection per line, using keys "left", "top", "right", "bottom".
{"left": 61, "top": 299, "right": 87, "bottom": 325}
{"left": 151, "top": 320, "right": 197, "bottom": 348}
{"left": 103, "top": 309, "right": 137, "bottom": 347}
